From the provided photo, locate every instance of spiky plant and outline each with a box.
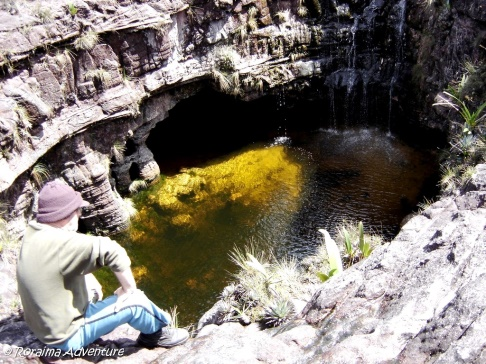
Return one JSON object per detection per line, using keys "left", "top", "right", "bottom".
{"left": 218, "top": 299, "right": 238, "bottom": 322}
{"left": 63, "top": 48, "right": 76, "bottom": 60}
{"left": 417, "top": 196, "right": 436, "bottom": 213}
{"left": 224, "top": 226, "right": 381, "bottom": 328}
{"left": 229, "top": 243, "right": 273, "bottom": 302}
{"left": 120, "top": 67, "right": 132, "bottom": 83}
{"left": 434, "top": 91, "right": 486, "bottom": 136}
{"left": 297, "top": 5, "right": 308, "bottom": 17}
{"left": 226, "top": 241, "right": 308, "bottom": 326}
{"left": 248, "top": 6, "right": 258, "bottom": 19}
{"left": 129, "top": 179, "right": 148, "bottom": 194}
{"left": 33, "top": 4, "right": 54, "bottom": 23}
{"left": 13, "top": 103, "right": 32, "bottom": 130}
{"left": 272, "top": 255, "right": 305, "bottom": 298}
{"left": 0, "top": 215, "right": 9, "bottom": 254}
{"left": 212, "top": 69, "right": 232, "bottom": 93}
{"left": 439, "top": 165, "right": 459, "bottom": 193}
{"left": 459, "top": 165, "right": 477, "bottom": 188}
{"left": 168, "top": 306, "right": 180, "bottom": 328}
{"left": 335, "top": 220, "right": 382, "bottom": 264}
{"left": 229, "top": 243, "right": 271, "bottom": 278}
{"left": 340, "top": 225, "right": 356, "bottom": 267}
{"left": 74, "top": 31, "right": 100, "bottom": 50}
{"left": 212, "top": 47, "right": 241, "bottom": 95}
{"left": 230, "top": 72, "right": 241, "bottom": 96}
{"left": 233, "top": 24, "right": 247, "bottom": 43}
{"left": 247, "top": 6, "right": 258, "bottom": 31}
{"left": 86, "top": 68, "right": 112, "bottom": 84}
{"left": 67, "top": 3, "right": 78, "bottom": 16}
{"left": 54, "top": 50, "right": 73, "bottom": 68}
{"left": 261, "top": 298, "right": 295, "bottom": 328}
{"left": 31, "top": 162, "right": 50, "bottom": 188}
{"left": 253, "top": 76, "right": 264, "bottom": 93}
{"left": 275, "top": 10, "right": 290, "bottom": 23}
{"left": 434, "top": 74, "right": 486, "bottom": 194}
{"left": 122, "top": 198, "right": 138, "bottom": 219}
{"left": 316, "top": 222, "right": 382, "bottom": 282}
{"left": 111, "top": 140, "right": 127, "bottom": 163}
{"left": 215, "top": 46, "right": 240, "bottom": 72}
{"left": 0, "top": 49, "right": 16, "bottom": 74}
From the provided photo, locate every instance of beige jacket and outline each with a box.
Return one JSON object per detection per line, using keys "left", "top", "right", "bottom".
{"left": 16, "top": 221, "right": 131, "bottom": 345}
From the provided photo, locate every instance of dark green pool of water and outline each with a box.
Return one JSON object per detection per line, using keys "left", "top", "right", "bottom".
{"left": 97, "top": 126, "right": 439, "bottom": 328}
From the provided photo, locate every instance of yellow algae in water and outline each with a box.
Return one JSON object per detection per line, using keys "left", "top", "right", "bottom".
{"left": 197, "top": 145, "right": 302, "bottom": 205}
{"left": 171, "top": 214, "right": 193, "bottom": 226}
{"left": 132, "top": 265, "right": 148, "bottom": 283}
{"left": 134, "top": 144, "right": 303, "bottom": 230}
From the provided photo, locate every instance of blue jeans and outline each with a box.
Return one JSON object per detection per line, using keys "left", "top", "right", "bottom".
{"left": 52, "top": 294, "right": 171, "bottom": 351}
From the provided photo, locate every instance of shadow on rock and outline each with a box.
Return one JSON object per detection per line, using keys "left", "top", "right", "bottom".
{"left": 0, "top": 313, "right": 149, "bottom": 363}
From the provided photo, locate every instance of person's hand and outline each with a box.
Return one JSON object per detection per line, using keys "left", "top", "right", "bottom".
{"left": 85, "top": 273, "right": 103, "bottom": 303}
{"left": 114, "top": 286, "right": 125, "bottom": 296}
{"left": 113, "top": 269, "right": 139, "bottom": 312}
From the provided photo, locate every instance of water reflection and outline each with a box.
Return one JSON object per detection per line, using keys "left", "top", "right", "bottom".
{"left": 102, "top": 127, "right": 438, "bottom": 327}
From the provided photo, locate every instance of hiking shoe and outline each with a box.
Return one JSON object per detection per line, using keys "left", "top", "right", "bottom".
{"left": 137, "top": 326, "right": 189, "bottom": 348}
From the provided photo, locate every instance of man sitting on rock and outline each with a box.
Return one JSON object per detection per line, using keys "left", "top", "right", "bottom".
{"left": 16, "top": 179, "right": 189, "bottom": 352}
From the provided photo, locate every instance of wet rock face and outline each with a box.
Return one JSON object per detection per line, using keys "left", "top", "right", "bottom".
{"left": 406, "top": 0, "right": 486, "bottom": 130}
{"left": 314, "top": 0, "right": 409, "bottom": 127}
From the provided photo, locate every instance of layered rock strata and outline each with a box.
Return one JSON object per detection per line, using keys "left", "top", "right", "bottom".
{"left": 2, "top": 0, "right": 472, "bottom": 236}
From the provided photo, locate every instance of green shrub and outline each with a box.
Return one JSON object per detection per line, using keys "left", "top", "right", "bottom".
{"left": 318, "top": 221, "right": 382, "bottom": 281}
{"left": 261, "top": 298, "right": 295, "bottom": 328}
{"left": 434, "top": 81, "right": 486, "bottom": 193}
{"left": 67, "top": 3, "right": 78, "bottom": 16}
{"left": 221, "top": 221, "right": 383, "bottom": 328}
{"left": 225, "top": 242, "right": 304, "bottom": 327}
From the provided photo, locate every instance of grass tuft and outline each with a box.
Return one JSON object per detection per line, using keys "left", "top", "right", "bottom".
{"left": 129, "top": 179, "right": 148, "bottom": 194}
{"left": 31, "top": 162, "right": 50, "bottom": 188}
{"left": 74, "top": 31, "right": 100, "bottom": 50}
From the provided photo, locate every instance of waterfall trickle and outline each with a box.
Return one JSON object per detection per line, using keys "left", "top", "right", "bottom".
{"left": 348, "top": 17, "right": 359, "bottom": 69}
{"left": 388, "top": 0, "right": 407, "bottom": 135}
{"left": 276, "top": 88, "right": 288, "bottom": 137}
{"left": 319, "top": 0, "right": 409, "bottom": 130}
{"left": 329, "top": 87, "right": 337, "bottom": 129}
{"left": 345, "top": 69, "right": 358, "bottom": 125}
{"left": 361, "top": 74, "right": 370, "bottom": 125}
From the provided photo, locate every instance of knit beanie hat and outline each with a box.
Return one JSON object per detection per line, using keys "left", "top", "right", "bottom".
{"left": 37, "top": 180, "right": 89, "bottom": 223}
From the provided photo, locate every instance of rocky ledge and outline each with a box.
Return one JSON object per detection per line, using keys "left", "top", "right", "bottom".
{"left": 0, "top": 163, "right": 485, "bottom": 363}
